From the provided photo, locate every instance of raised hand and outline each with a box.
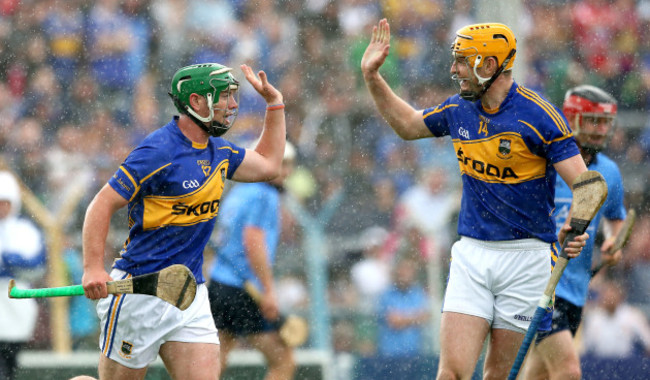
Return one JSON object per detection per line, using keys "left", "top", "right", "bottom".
{"left": 240, "top": 64, "right": 283, "bottom": 105}
{"left": 361, "top": 18, "right": 391, "bottom": 77}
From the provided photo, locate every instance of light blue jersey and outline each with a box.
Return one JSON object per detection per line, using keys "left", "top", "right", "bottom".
{"left": 423, "top": 82, "right": 580, "bottom": 244}
{"left": 108, "top": 116, "right": 246, "bottom": 283}
{"left": 553, "top": 153, "right": 626, "bottom": 306}
{"left": 209, "top": 182, "right": 281, "bottom": 289}
{"left": 377, "top": 285, "right": 429, "bottom": 357}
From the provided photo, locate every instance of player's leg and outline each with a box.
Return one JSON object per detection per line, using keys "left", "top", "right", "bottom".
{"left": 160, "top": 282, "right": 221, "bottom": 380}
{"left": 68, "top": 355, "right": 146, "bottom": 380}
{"left": 437, "top": 238, "right": 497, "bottom": 380}
{"left": 524, "top": 297, "right": 584, "bottom": 380}
{"left": 247, "top": 332, "right": 296, "bottom": 380}
{"left": 437, "top": 312, "right": 490, "bottom": 380}
{"left": 526, "top": 330, "right": 580, "bottom": 380}
{"left": 208, "top": 281, "right": 255, "bottom": 372}
{"left": 218, "top": 330, "right": 237, "bottom": 371}
{"left": 97, "top": 355, "right": 148, "bottom": 380}
{"left": 159, "top": 341, "right": 220, "bottom": 380}
{"left": 482, "top": 328, "right": 524, "bottom": 380}
{"left": 489, "top": 239, "right": 551, "bottom": 380}
{"left": 521, "top": 342, "right": 549, "bottom": 380}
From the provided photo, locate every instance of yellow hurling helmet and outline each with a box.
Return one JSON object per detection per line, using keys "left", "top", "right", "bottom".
{"left": 452, "top": 23, "right": 517, "bottom": 72}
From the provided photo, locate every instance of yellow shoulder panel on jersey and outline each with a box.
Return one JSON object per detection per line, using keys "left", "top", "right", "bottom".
{"left": 453, "top": 132, "right": 547, "bottom": 184}
{"left": 141, "top": 161, "right": 228, "bottom": 230}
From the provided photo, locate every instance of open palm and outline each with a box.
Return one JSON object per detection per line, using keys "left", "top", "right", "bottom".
{"left": 361, "top": 19, "right": 391, "bottom": 75}
{"left": 240, "top": 64, "right": 283, "bottom": 104}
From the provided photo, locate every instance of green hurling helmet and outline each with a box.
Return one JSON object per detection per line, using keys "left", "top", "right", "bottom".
{"left": 169, "top": 63, "right": 240, "bottom": 137}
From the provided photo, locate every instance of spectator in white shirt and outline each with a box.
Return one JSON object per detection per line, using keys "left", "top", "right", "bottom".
{"left": 582, "top": 279, "right": 650, "bottom": 358}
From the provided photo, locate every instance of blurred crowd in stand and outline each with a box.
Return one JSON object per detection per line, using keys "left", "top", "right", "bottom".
{"left": 0, "top": 0, "right": 649, "bottom": 368}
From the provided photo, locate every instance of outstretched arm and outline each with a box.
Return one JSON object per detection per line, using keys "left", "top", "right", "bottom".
{"left": 361, "top": 19, "right": 431, "bottom": 140}
{"left": 233, "top": 64, "right": 286, "bottom": 183}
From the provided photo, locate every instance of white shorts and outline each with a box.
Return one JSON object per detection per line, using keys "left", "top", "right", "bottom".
{"left": 96, "top": 268, "right": 219, "bottom": 369}
{"left": 442, "top": 237, "right": 551, "bottom": 333}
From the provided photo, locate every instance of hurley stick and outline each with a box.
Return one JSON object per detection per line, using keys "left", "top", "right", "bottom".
{"left": 508, "top": 171, "right": 608, "bottom": 380}
{"left": 9, "top": 264, "right": 197, "bottom": 311}
{"left": 244, "top": 281, "right": 309, "bottom": 347}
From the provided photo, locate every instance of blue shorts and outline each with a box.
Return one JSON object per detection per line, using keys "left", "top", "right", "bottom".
{"left": 208, "top": 281, "right": 276, "bottom": 336}
{"left": 536, "top": 296, "right": 582, "bottom": 344}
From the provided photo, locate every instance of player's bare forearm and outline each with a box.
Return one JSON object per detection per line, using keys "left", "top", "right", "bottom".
{"left": 82, "top": 185, "right": 127, "bottom": 298}
{"left": 248, "top": 258, "right": 278, "bottom": 320}
{"left": 363, "top": 73, "right": 429, "bottom": 140}
{"left": 554, "top": 154, "right": 588, "bottom": 188}
{"left": 244, "top": 231, "right": 273, "bottom": 290}
{"left": 361, "top": 18, "right": 431, "bottom": 140}
{"left": 233, "top": 64, "right": 286, "bottom": 182}
{"left": 258, "top": 103, "right": 286, "bottom": 165}
{"left": 232, "top": 113, "right": 285, "bottom": 183}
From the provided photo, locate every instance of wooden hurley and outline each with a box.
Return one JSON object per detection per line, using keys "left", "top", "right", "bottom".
{"left": 9, "top": 264, "right": 197, "bottom": 311}
{"left": 591, "top": 208, "right": 636, "bottom": 277}
{"left": 509, "top": 171, "right": 608, "bottom": 380}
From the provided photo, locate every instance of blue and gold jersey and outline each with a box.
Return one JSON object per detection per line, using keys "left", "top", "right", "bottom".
{"left": 108, "top": 117, "right": 246, "bottom": 283}
{"left": 423, "top": 82, "right": 580, "bottom": 243}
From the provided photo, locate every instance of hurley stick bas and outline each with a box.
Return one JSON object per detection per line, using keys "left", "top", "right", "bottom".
{"left": 590, "top": 208, "right": 636, "bottom": 278}
{"left": 8, "top": 264, "right": 197, "bottom": 311}
{"left": 508, "top": 171, "right": 608, "bottom": 380}
{"left": 244, "top": 281, "right": 309, "bottom": 347}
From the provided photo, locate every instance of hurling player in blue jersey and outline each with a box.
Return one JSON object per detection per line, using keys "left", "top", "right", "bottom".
{"left": 362, "top": 19, "right": 590, "bottom": 380}
{"left": 524, "top": 85, "right": 627, "bottom": 380}
{"left": 76, "top": 63, "right": 286, "bottom": 380}
{"left": 207, "top": 141, "right": 296, "bottom": 379}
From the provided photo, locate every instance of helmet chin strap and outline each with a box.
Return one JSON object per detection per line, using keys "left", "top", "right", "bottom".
{"left": 458, "top": 49, "right": 516, "bottom": 102}
{"left": 184, "top": 93, "right": 230, "bottom": 137}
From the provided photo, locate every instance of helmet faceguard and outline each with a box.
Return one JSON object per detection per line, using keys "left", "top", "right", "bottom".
{"left": 563, "top": 85, "right": 617, "bottom": 155}
{"left": 169, "top": 63, "right": 240, "bottom": 137}
{"left": 450, "top": 23, "right": 517, "bottom": 101}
